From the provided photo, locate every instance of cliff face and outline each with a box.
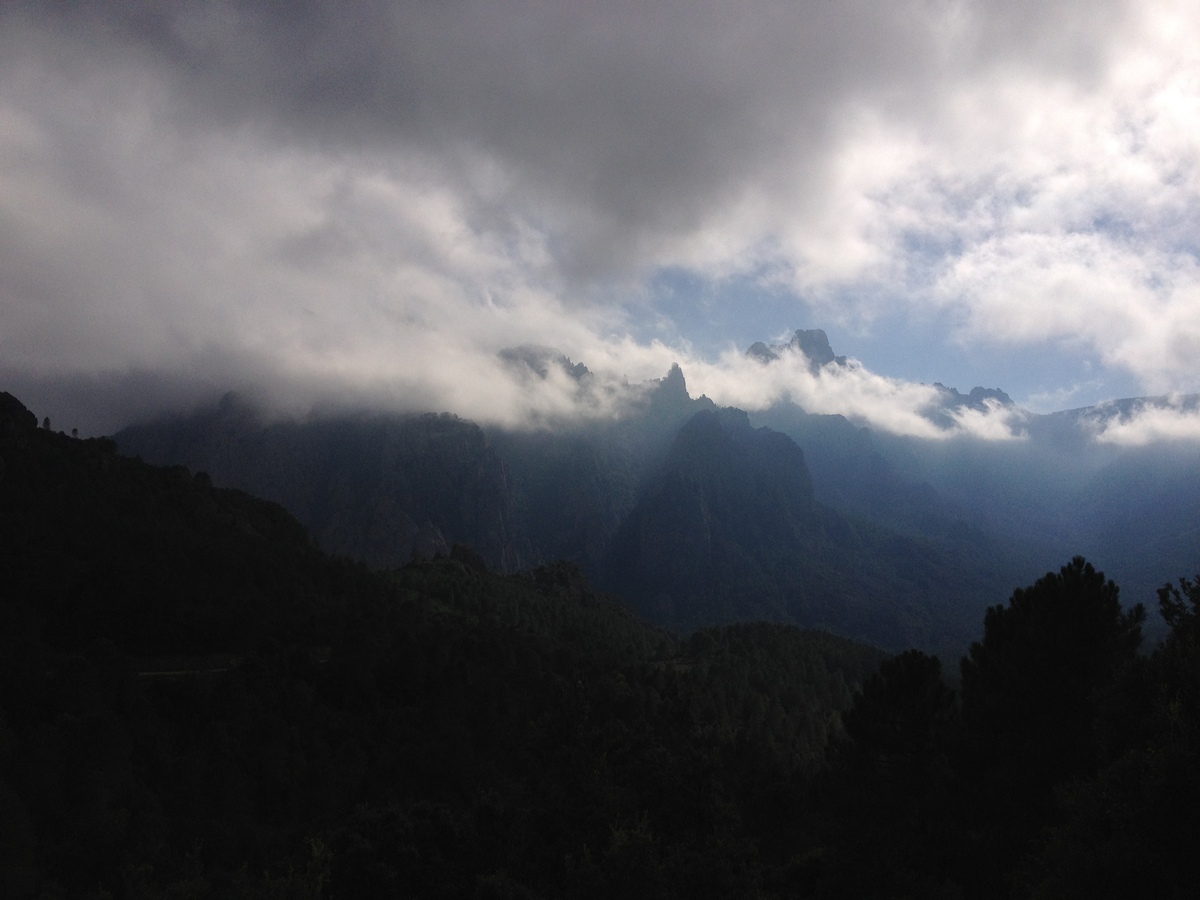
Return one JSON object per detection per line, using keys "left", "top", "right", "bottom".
{"left": 633, "top": 409, "right": 817, "bottom": 577}
{"left": 607, "top": 408, "right": 817, "bottom": 626}
{"left": 485, "top": 361, "right": 710, "bottom": 569}
{"left": 296, "top": 413, "right": 523, "bottom": 571}
{"left": 601, "top": 406, "right": 996, "bottom": 654}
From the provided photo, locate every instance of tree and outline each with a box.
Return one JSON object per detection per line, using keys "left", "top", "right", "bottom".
{"left": 1158, "top": 575, "right": 1200, "bottom": 652}
{"left": 957, "top": 557, "right": 1145, "bottom": 896}
{"left": 819, "top": 650, "right": 960, "bottom": 897}
{"left": 1021, "top": 575, "right": 1200, "bottom": 898}
{"left": 961, "top": 557, "right": 1144, "bottom": 778}
{"left": 841, "top": 650, "right": 956, "bottom": 783}
{"left": 1150, "top": 575, "right": 1200, "bottom": 752}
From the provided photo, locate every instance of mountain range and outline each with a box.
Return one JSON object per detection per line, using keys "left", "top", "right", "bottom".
{"left": 5, "top": 365, "right": 1198, "bottom": 896}
{"left": 0, "top": 387, "right": 892, "bottom": 896}
{"left": 111, "top": 329, "right": 1199, "bottom": 656}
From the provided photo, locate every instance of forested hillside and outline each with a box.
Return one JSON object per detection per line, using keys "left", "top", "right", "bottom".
{"left": 5, "top": 389, "right": 1197, "bottom": 898}
{"left": 3, "top": 391, "right": 885, "bottom": 897}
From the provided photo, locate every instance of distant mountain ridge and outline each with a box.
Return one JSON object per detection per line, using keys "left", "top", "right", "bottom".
{"left": 111, "top": 329, "right": 1197, "bottom": 650}
{"left": 116, "top": 367, "right": 1004, "bottom": 655}
{"left": 116, "top": 393, "right": 526, "bottom": 571}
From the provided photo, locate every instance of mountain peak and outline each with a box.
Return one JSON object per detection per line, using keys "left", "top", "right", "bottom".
{"left": 932, "top": 383, "right": 1015, "bottom": 411}
{"left": 656, "top": 363, "right": 690, "bottom": 401}
{"left": 788, "top": 329, "right": 842, "bottom": 371}
{"left": 746, "top": 329, "right": 847, "bottom": 374}
{"left": 746, "top": 341, "right": 776, "bottom": 363}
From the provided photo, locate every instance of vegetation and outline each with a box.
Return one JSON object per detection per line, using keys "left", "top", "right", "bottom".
{"left": 3, "top": 390, "right": 1198, "bottom": 897}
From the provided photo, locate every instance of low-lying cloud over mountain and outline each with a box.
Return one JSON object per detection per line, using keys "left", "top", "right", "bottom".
{"left": 1083, "top": 394, "right": 1200, "bottom": 446}
{"left": 2, "top": 2, "right": 1197, "bottom": 440}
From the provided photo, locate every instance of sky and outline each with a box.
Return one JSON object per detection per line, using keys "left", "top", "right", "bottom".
{"left": 2, "top": 0, "right": 1199, "bottom": 441}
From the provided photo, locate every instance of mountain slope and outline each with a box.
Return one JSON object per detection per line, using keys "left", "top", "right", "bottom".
{"left": 2, "top": 388, "right": 894, "bottom": 898}
{"left": 1, "top": 391, "right": 380, "bottom": 656}
{"left": 604, "top": 407, "right": 996, "bottom": 654}
{"left": 485, "top": 362, "right": 711, "bottom": 567}
{"left": 116, "top": 393, "right": 526, "bottom": 571}
{"left": 114, "top": 373, "right": 1019, "bottom": 654}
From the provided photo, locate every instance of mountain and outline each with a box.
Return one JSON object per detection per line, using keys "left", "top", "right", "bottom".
{"left": 486, "top": 363, "right": 710, "bottom": 566}
{"left": 861, "top": 404, "right": 1200, "bottom": 623}
{"left": 0, "top": 391, "right": 381, "bottom": 656}
{"left": 115, "top": 392, "right": 527, "bottom": 571}
{"left": 603, "top": 406, "right": 997, "bottom": 655}
{"left": 116, "top": 371, "right": 1006, "bottom": 654}
{"left": 747, "top": 328, "right": 848, "bottom": 372}
{"left": 3, "top": 388, "right": 896, "bottom": 898}
{"left": 114, "top": 363, "right": 710, "bottom": 574}
{"left": 111, "top": 331, "right": 1194, "bottom": 651}
{"left": 749, "top": 401, "right": 986, "bottom": 542}
{"left": 604, "top": 407, "right": 819, "bottom": 627}
{"left": 1074, "top": 443, "right": 1200, "bottom": 611}
{"left": 9, "top": 384, "right": 1197, "bottom": 897}
{"left": 745, "top": 334, "right": 1200, "bottom": 624}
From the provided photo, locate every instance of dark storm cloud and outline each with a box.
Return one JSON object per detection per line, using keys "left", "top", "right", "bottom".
{"left": 15, "top": 0, "right": 1134, "bottom": 278}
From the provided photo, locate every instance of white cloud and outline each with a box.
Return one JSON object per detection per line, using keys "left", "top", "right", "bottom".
{"left": 800, "top": 0, "right": 1200, "bottom": 392}
{"left": 933, "top": 234, "right": 1200, "bottom": 377}
{"left": 680, "top": 346, "right": 1028, "bottom": 441}
{"left": 1087, "top": 396, "right": 1200, "bottom": 445}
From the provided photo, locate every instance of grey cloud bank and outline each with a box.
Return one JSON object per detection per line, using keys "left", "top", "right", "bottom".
{"left": 1, "top": 1, "right": 1197, "bottom": 441}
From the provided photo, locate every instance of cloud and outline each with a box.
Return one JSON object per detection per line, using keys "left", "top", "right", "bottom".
{"left": 1086, "top": 395, "right": 1200, "bottom": 446}
{"left": 825, "top": 2, "right": 1200, "bottom": 391}
{"left": 1022, "top": 380, "right": 1110, "bottom": 415}
{"left": 680, "top": 344, "right": 1030, "bottom": 441}
{"left": 2, "top": 1, "right": 1197, "bottom": 441}
{"left": 933, "top": 236, "right": 1200, "bottom": 391}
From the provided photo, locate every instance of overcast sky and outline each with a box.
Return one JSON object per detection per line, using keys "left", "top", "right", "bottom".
{"left": 2, "top": 0, "right": 1198, "bottom": 440}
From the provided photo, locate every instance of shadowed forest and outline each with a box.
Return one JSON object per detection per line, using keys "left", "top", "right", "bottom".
{"left": 3, "top": 389, "right": 1198, "bottom": 898}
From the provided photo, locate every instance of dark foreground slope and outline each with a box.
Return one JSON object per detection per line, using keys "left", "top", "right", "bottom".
{"left": 2, "top": 390, "right": 887, "bottom": 898}
{"left": 0, "top": 393, "right": 377, "bottom": 656}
